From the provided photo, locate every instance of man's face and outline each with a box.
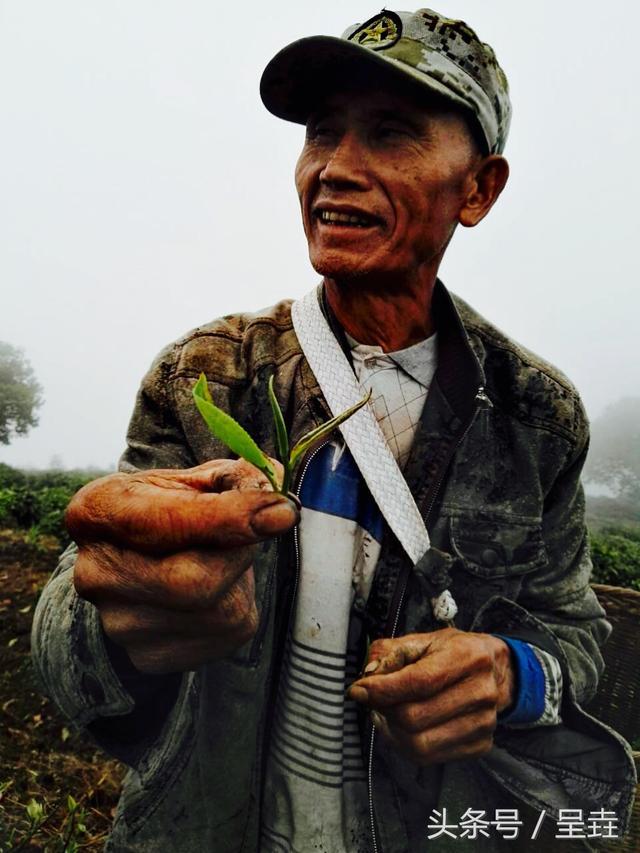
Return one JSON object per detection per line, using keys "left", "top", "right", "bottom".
{"left": 295, "top": 81, "right": 481, "bottom": 283}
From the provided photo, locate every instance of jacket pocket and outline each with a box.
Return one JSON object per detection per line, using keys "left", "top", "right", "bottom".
{"left": 450, "top": 514, "right": 548, "bottom": 579}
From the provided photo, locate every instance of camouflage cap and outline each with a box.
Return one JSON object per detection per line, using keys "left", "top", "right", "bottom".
{"left": 260, "top": 8, "right": 511, "bottom": 155}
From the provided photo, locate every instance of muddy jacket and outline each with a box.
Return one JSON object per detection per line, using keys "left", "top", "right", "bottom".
{"left": 32, "top": 282, "right": 636, "bottom": 852}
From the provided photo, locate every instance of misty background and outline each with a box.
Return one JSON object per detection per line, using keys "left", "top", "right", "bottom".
{"left": 2, "top": 0, "right": 638, "bottom": 471}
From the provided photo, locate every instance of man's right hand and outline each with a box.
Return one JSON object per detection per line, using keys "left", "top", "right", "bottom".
{"left": 66, "top": 459, "right": 299, "bottom": 675}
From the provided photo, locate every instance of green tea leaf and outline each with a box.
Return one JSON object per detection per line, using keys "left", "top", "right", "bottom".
{"left": 193, "top": 372, "right": 213, "bottom": 404}
{"left": 289, "top": 390, "right": 372, "bottom": 470}
{"left": 193, "top": 374, "right": 279, "bottom": 491}
{"left": 268, "top": 375, "right": 289, "bottom": 464}
{"left": 268, "top": 375, "right": 290, "bottom": 492}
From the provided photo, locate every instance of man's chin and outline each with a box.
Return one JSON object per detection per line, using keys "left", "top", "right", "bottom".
{"left": 309, "top": 252, "right": 376, "bottom": 282}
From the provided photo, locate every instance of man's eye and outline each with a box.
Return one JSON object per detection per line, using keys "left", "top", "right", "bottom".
{"left": 307, "top": 123, "right": 337, "bottom": 140}
{"left": 378, "top": 124, "right": 411, "bottom": 138}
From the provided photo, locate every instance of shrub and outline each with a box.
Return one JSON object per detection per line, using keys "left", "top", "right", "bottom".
{"left": 0, "top": 463, "right": 26, "bottom": 488}
{"left": 32, "top": 486, "right": 79, "bottom": 538}
{"left": 590, "top": 528, "right": 640, "bottom": 591}
{"left": 0, "top": 465, "right": 109, "bottom": 543}
{"left": 0, "top": 487, "right": 17, "bottom": 524}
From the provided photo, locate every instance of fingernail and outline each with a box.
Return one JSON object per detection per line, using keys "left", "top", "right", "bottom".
{"left": 363, "top": 660, "right": 380, "bottom": 676}
{"left": 347, "top": 684, "right": 369, "bottom": 704}
{"left": 251, "top": 498, "right": 298, "bottom": 535}
{"left": 286, "top": 491, "right": 302, "bottom": 511}
{"left": 371, "top": 710, "right": 385, "bottom": 729}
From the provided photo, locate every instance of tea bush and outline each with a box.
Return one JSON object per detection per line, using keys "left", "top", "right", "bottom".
{"left": 590, "top": 526, "right": 640, "bottom": 591}
{"left": 0, "top": 464, "right": 108, "bottom": 543}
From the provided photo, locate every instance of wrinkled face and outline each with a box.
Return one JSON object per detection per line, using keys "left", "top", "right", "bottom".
{"left": 295, "top": 82, "right": 480, "bottom": 282}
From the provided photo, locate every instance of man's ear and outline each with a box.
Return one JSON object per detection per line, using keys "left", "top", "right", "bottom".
{"left": 459, "top": 155, "right": 509, "bottom": 228}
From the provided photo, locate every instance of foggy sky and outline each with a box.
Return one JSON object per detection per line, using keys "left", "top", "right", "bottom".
{"left": 2, "top": 0, "right": 639, "bottom": 470}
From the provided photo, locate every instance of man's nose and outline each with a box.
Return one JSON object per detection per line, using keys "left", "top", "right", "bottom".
{"left": 319, "top": 131, "right": 371, "bottom": 190}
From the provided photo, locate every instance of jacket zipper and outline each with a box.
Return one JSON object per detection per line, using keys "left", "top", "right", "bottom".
{"left": 367, "top": 386, "right": 491, "bottom": 853}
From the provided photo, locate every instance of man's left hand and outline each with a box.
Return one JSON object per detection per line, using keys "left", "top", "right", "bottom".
{"left": 347, "top": 628, "right": 515, "bottom": 765}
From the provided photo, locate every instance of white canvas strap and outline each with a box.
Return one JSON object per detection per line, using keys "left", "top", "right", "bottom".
{"left": 291, "top": 286, "right": 457, "bottom": 624}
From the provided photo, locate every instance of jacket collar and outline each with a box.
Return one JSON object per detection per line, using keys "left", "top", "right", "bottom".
{"left": 432, "top": 279, "right": 486, "bottom": 422}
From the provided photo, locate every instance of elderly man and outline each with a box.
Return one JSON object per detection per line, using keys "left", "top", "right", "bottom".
{"left": 33, "top": 7, "right": 634, "bottom": 853}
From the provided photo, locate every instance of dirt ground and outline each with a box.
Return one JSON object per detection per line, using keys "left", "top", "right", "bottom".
{"left": 0, "top": 530, "right": 125, "bottom": 851}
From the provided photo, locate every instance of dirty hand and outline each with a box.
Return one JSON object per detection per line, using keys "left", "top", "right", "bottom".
{"left": 347, "top": 628, "right": 515, "bottom": 765}
{"left": 66, "top": 459, "right": 299, "bottom": 674}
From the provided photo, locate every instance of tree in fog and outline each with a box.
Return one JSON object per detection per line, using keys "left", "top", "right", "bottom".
{"left": 585, "top": 397, "right": 640, "bottom": 502}
{"left": 0, "top": 342, "right": 43, "bottom": 445}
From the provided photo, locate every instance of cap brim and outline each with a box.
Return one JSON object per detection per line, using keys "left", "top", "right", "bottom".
{"left": 260, "top": 35, "right": 473, "bottom": 125}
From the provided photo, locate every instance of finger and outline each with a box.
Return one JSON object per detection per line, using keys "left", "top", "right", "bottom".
{"left": 424, "top": 737, "right": 495, "bottom": 764}
{"left": 374, "top": 706, "right": 496, "bottom": 765}
{"left": 124, "top": 629, "right": 257, "bottom": 675}
{"left": 75, "top": 544, "right": 257, "bottom": 610}
{"left": 350, "top": 630, "right": 495, "bottom": 709}
{"left": 118, "top": 458, "right": 283, "bottom": 494}
{"left": 383, "top": 678, "right": 499, "bottom": 734}
{"left": 100, "top": 580, "right": 258, "bottom": 647}
{"left": 349, "top": 645, "right": 477, "bottom": 709}
{"left": 68, "top": 478, "right": 298, "bottom": 553}
{"left": 208, "top": 458, "right": 284, "bottom": 493}
{"left": 135, "top": 460, "right": 248, "bottom": 492}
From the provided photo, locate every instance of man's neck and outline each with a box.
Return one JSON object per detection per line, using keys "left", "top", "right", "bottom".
{"left": 324, "top": 275, "right": 436, "bottom": 352}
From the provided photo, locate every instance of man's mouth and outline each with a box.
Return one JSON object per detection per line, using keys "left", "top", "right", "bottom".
{"left": 314, "top": 208, "right": 380, "bottom": 229}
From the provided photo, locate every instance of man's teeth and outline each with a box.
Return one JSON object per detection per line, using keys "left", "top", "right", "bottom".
{"left": 318, "top": 210, "right": 373, "bottom": 227}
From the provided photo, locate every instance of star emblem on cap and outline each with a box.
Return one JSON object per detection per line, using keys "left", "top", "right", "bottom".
{"left": 360, "top": 20, "right": 393, "bottom": 44}
{"left": 349, "top": 13, "right": 401, "bottom": 50}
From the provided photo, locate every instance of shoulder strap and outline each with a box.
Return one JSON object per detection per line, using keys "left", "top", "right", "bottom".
{"left": 292, "top": 286, "right": 457, "bottom": 625}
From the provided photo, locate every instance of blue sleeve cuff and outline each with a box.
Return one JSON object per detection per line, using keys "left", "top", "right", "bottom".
{"left": 492, "top": 635, "right": 546, "bottom": 725}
